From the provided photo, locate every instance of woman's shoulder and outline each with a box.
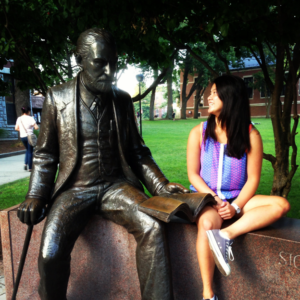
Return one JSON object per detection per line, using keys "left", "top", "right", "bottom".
{"left": 190, "top": 122, "right": 204, "bottom": 134}
{"left": 249, "top": 127, "right": 262, "bottom": 150}
{"left": 250, "top": 126, "right": 260, "bottom": 137}
{"left": 188, "top": 122, "right": 206, "bottom": 145}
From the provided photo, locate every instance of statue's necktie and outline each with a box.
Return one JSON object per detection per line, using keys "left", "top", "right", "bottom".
{"left": 90, "top": 97, "right": 105, "bottom": 119}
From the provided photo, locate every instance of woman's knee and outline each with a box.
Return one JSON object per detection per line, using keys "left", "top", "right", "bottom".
{"left": 198, "top": 217, "right": 219, "bottom": 232}
{"left": 267, "top": 196, "right": 290, "bottom": 218}
{"left": 276, "top": 196, "right": 290, "bottom": 216}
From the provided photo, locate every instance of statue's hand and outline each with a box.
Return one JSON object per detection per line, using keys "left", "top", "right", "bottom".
{"left": 17, "top": 198, "right": 47, "bottom": 225}
{"left": 156, "top": 182, "right": 189, "bottom": 195}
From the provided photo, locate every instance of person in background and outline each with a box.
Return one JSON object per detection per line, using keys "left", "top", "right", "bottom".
{"left": 172, "top": 111, "right": 176, "bottom": 121}
{"left": 15, "top": 106, "right": 39, "bottom": 172}
{"left": 187, "top": 75, "right": 290, "bottom": 300}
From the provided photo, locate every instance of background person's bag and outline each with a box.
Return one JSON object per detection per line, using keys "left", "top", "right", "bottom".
{"left": 20, "top": 117, "right": 37, "bottom": 147}
{"left": 27, "top": 133, "right": 37, "bottom": 147}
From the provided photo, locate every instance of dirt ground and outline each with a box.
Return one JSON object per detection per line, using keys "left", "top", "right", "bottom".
{"left": 0, "top": 140, "right": 25, "bottom": 154}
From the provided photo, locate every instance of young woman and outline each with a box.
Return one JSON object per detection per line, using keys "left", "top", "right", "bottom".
{"left": 15, "top": 106, "right": 39, "bottom": 172}
{"left": 187, "top": 75, "right": 290, "bottom": 300}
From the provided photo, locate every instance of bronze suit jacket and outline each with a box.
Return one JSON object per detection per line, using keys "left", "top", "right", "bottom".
{"left": 26, "top": 75, "right": 169, "bottom": 204}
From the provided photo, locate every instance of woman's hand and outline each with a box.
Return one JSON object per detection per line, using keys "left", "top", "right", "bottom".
{"left": 212, "top": 196, "right": 224, "bottom": 211}
{"left": 217, "top": 201, "right": 236, "bottom": 220}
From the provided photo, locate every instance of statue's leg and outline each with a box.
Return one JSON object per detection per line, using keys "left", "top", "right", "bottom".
{"left": 101, "top": 182, "right": 173, "bottom": 300}
{"left": 38, "top": 186, "right": 98, "bottom": 300}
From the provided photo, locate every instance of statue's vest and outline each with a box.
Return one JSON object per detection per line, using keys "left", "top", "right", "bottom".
{"left": 68, "top": 96, "right": 124, "bottom": 188}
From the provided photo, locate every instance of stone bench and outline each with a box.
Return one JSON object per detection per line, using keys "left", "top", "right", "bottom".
{"left": 1, "top": 205, "right": 300, "bottom": 300}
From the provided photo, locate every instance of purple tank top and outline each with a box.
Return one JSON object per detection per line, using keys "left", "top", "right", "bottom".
{"left": 190, "top": 121, "right": 248, "bottom": 200}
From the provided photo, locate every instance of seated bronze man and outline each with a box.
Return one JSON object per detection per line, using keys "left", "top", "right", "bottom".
{"left": 17, "top": 28, "right": 189, "bottom": 300}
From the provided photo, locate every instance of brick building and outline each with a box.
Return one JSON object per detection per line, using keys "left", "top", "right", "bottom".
{"left": 0, "top": 62, "right": 45, "bottom": 140}
{"left": 0, "top": 61, "right": 18, "bottom": 139}
{"left": 180, "top": 59, "right": 300, "bottom": 118}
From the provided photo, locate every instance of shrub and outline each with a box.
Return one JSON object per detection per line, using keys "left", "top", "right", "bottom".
{"left": 0, "top": 128, "right": 8, "bottom": 138}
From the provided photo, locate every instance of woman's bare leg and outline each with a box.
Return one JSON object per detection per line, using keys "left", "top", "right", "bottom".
{"left": 221, "top": 195, "right": 290, "bottom": 239}
{"left": 197, "top": 206, "right": 223, "bottom": 299}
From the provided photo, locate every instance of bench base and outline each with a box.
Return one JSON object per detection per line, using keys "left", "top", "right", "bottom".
{"left": 1, "top": 206, "right": 300, "bottom": 300}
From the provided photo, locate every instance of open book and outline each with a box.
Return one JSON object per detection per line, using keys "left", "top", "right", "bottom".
{"left": 138, "top": 193, "right": 216, "bottom": 223}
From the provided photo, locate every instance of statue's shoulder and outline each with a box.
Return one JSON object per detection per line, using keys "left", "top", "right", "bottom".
{"left": 46, "top": 77, "right": 77, "bottom": 109}
{"left": 50, "top": 77, "right": 77, "bottom": 95}
{"left": 113, "top": 86, "right": 131, "bottom": 102}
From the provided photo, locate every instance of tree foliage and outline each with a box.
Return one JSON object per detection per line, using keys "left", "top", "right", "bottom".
{"left": 178, "top": 44, "right": 245, "bottom": 119}
{"left": 1, "top": 0, "right": 300, "bottom": 197}
{"left": 0, "top": 0, "right": 176, "bottom": 95}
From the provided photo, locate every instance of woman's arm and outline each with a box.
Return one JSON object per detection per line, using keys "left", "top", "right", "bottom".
{"left": 15, "top": 117, "right": 20, "bottom": 131}
{"left": 187, "top": 123, "right": 223, "bottom": 206}
{"left": 218, "top": 129, "right": 263, "bottom": 219}
{"left": 34, "top": 123, "right": 39, "bottom": 130}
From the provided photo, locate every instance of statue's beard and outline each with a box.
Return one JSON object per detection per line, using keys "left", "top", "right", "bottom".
{"left": 82, "top": 70, "right": 113, "bottom": 94}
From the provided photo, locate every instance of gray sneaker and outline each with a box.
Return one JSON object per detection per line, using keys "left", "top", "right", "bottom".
{"left": 203, "top": 295, "right": 218, "bottom": 300}
{"left": 206, "top": 229, "right": 234, "bottom": 276}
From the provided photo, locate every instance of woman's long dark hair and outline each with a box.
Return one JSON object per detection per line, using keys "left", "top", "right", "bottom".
{"left": 204, "top": 75, "right": 251, "bottom": 159}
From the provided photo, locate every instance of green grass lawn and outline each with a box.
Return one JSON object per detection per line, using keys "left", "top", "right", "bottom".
{"left": 1, "top": 117, "right": 299, "bottom": 219}
{"left": 141, "top": 118, "right": 300, "bottom": 219}
{"left": 0, "top": 177, "right": 30, "bottom": 210}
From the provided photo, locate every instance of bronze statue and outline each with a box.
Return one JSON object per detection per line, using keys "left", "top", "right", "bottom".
{"left": 17, "top": 28, "right": 189, "bottom": 300}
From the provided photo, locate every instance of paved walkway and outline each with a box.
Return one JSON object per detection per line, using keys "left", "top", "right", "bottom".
{"left": 0, "top": 154, "right": 31, "bottom": 185}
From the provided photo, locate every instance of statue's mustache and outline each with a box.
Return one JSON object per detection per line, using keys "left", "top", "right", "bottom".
{"left": 95, "top": 76, "right": 113, "bottom": 83}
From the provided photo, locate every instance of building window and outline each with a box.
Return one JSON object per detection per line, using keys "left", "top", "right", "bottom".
{"left": 2, "top": 73, "right": 16, "bottom": 125}
{"left": 243, "top": 77, "right": 253, "bottom": 99}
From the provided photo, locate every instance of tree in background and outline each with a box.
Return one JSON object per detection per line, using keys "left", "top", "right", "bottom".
{"left": 251, "top": 68, "right": 276, "bottom": 119}
{"left": 1, "top": 0, "right": 299, "bottom": 198}
{"left": 193, "top": 85, "right": 204, "bottom": 119}
{"left": 132, "top": 82, "right": 151, "bottom": 120}
{"left": 179, "top": 44, "right": 244, "bottom": 119}
{"left": 0, "top": 0, "right": 176, "bottom": 108}
{"left": 148, "top": 0, "right": 300, "bottom": 198}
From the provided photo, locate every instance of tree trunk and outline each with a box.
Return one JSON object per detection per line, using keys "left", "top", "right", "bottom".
{"left": 267, "top": 47, "right": 298, "bottom": 198}
{"left": 265, "top": 96, "right": 271, "bottom": 118}
{"left": 193, "top": 86, "right": 202, "bottom": 119}
{"left": 166, "top": 63, "right": 174, "bottom": 120}
{"left": 264, "top": 84, "right": 271, "bottom": 118}
{"left": 13, "top": 60, "right": 31, "bottom": 118}
{"left": 149, "top": 69, "right": 158, "bottom": 121}
{"left": 181, "top": 100, "right": 187, "bottom": 119}
{"left": 14, "top": 80, "right": 30, "bottom": 118}
{"left": 180, "top": 74, "right": 187, "bottom": 120}
{"left": 150, "top": 87, "right": 156, "bottom": 121}
{"left": 14, "top": 80, "right": 31, "bottom": 140}
{"left": 180, "top": 53, "right": 190, "bottom": 120}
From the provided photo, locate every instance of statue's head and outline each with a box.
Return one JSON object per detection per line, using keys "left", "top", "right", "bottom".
{"left": 76, "top": 28, "right": 117, "bottom": 94}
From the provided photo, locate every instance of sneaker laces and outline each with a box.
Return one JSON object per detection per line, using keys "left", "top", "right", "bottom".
{"left": 225, "top": 241, "right": 234, "bottom": 262}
